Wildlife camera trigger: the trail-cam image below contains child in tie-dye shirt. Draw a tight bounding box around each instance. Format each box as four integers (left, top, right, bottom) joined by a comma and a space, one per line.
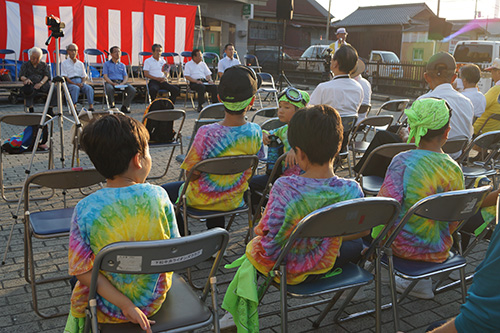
247, 105, 366, 284
162, 65, 264, 235
65, 115, 179, 333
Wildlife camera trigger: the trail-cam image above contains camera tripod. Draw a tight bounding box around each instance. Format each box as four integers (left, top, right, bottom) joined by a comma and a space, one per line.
2, 19, 82, 264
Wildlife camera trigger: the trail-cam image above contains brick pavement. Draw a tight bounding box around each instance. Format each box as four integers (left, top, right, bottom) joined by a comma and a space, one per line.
0, 91, 489, 333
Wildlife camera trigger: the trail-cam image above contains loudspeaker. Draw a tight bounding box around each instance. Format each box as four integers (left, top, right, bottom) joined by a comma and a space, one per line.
428, 17, 452, 40
276, 0, 294, 20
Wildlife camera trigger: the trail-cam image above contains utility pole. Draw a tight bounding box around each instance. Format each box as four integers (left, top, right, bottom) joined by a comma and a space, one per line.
325, 0, 332, 42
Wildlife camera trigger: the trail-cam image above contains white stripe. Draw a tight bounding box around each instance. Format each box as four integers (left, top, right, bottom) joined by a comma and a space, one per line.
84, 6, 97, 63
131, 11, 143, 66
174, 17, 186, 55
33, 5, 48, 62
59, 7, 73, 53
108, 9, 120, 50
5, 1, 21, 60
154, 14, 165, 48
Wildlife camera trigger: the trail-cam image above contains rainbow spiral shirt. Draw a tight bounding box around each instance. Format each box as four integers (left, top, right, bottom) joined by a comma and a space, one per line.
246, 175, 363, 285
68, 183, 179, 323
181, 122, 263, 211
378, 150, 464, 263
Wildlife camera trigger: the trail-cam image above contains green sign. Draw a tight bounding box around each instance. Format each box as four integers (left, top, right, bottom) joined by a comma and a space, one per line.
242, 4, 254, 19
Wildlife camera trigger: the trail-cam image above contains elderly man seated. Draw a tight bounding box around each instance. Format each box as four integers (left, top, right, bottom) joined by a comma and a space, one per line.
103, 46, 136, 113
61, 43, 95, 111
19, 46, 56, 114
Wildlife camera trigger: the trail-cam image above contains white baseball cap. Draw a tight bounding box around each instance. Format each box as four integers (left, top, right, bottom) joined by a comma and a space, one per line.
336, 27, 347, 34
485, 58, 500, 71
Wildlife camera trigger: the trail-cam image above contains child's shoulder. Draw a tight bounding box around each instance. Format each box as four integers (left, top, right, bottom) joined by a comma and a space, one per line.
76, 183, 165, 208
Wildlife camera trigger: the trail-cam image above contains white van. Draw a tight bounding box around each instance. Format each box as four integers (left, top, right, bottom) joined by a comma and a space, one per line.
365, 50, 403, 80
453, 40, 500, 93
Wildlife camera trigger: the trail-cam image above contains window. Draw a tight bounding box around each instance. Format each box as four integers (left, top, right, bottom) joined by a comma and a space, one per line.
413, 48, 424, 61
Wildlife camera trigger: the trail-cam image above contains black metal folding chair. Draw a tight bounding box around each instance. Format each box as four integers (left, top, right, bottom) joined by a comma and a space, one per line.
250, 106, 278, 124
85, 228, 229, 333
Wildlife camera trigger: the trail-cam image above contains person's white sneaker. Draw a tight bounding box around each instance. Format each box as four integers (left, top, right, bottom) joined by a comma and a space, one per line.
395, 276, 434, 299
219, 311, 236, 329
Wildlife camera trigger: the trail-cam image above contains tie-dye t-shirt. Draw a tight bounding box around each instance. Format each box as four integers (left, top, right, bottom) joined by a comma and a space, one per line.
68, 183, 180, 323
268, 125, 301, 176
378, 150, 464, 263
181, 122, 263, 210
246, 175, 363, 284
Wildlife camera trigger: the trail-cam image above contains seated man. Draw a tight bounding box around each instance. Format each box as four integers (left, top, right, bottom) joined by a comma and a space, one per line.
184, 49, 218, 112
61, 43, 95, 111
473, 58, 500, 134
309, 44, 363, 117
378, 98, 463, 299
162, 65, 263, 235
459, 64, 486, 120
218, 43, 240, 77
19, 46, 56, 114
143, 44, 180, 104
103, 46, 136, 113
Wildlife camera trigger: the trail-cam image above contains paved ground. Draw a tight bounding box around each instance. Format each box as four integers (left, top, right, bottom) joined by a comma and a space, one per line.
0, 87, 489, 333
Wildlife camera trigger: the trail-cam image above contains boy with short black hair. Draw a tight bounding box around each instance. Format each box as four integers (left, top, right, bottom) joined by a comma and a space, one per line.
65, 114, 179, 333
459, 64, 486, 119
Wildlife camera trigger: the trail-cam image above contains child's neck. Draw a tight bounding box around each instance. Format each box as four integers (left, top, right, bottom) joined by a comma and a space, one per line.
220, 112, 247, 127
417, 140, 444, 153
301, 163, 335, 179
463, 82, 477, 89
106, 175, 140, 188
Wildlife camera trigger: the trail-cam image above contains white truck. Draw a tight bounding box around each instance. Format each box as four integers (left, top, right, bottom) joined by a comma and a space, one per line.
365, 50, 403, 80
453, 40, 500, 94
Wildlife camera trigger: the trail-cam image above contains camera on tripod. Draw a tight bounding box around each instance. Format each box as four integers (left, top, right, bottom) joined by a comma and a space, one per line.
46, 15, 65, 38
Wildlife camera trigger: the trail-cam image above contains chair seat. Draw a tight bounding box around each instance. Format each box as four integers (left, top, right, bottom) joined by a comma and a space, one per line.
100, 274, 212, 333
149, 140, 181, 149
461, 166, 497, 178
29, 207, 74, 236
361, 176, 384, 195
352, 141, 370, 153
257, 88, 278, 93
285, 263, 373, 297
183, 204, 249, 219
382, 252, 466, 278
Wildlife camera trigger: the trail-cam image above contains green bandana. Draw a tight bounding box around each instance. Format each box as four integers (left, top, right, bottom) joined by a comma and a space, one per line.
222, 96, 254, 111
405, 98, 450, 146
278, 89, 310, 109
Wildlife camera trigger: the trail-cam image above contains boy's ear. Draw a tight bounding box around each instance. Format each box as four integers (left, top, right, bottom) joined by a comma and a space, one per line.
248, 96, 256, 107
131, 152, 142, 169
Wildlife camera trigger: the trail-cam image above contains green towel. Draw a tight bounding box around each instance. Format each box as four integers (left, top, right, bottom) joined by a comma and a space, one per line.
222, 255, 259, 333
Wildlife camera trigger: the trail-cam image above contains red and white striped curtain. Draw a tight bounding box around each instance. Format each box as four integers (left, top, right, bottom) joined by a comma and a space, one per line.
0, 0, 196, 65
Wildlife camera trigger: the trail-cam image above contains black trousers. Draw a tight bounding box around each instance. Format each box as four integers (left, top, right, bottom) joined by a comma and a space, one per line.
148, 80, 180, 103
189, 82, 218, 106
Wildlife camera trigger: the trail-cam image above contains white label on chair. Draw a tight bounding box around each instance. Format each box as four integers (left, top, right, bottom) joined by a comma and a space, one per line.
151, 249, 203, 266
461, 198, 478, 214
116, 255, 143, 271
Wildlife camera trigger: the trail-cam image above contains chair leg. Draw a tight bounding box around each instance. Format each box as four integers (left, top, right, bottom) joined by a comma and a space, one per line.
386, 250, 400, 332
210, 276, 220, 333
375, 248, 382, 333
279, 264, 288, 333
459, 267, 467, 303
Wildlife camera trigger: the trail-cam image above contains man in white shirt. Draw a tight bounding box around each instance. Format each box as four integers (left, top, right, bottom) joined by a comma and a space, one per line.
143, 44, 180, 104
61, 43, 95, 110
184, 49, 218, 112
309, 44, 363, 117
218, 43, 240, 77
459, 64, 486, 119
328, 28, 349, 55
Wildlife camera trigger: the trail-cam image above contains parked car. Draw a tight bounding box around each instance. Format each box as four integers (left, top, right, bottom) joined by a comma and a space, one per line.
249, 48, 298, 72
365, 50, 403, 80
297, 44, 330, 72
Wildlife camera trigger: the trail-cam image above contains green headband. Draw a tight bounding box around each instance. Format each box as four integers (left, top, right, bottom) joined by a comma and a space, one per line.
278, 89, 310, 109
222, 96, 254, 111
405, 98, 450, 146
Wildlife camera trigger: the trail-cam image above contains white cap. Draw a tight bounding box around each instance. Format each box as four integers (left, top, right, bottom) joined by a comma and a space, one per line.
485, 58, 500, 71
336, 27, 347, 34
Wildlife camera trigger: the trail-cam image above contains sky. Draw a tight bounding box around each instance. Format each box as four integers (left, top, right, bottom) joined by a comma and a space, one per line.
317, 0, 499, 21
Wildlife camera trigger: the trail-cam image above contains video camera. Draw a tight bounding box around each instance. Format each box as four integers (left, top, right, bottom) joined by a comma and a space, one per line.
46, 15, 65, 38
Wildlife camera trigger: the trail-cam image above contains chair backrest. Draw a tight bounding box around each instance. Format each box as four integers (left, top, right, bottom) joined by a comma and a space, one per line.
352, 116, 394, 141
261, 117, 286, 131
0, 49, 15, 56
84, 48, 105, 57
24, 168, 105, 192
358, 104, 371, 115
142, 109, 186, 123
138, 51, 152, 65
384, 186, 492, 247
272, 197, 401, 271
88, 227, 229, 305
475, 113, 500, 135
251, 107, 278, 123
442, 136, 469, 156
458, 130, 500, 164
376, 99, 410, 123
257, 72, 275, 86
23, 48, 50, 63
355, 143, 416, 180
198, 103, 226, 119
189, 155, 259, 176
203, 52, 220, 63
181, 51, 192, 63
244, 54, 259, 66
341, 115, 358, 134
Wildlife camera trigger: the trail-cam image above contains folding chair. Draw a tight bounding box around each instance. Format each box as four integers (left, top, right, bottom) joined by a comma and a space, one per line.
356, 104, 371, 125
250, 106, 278, 124
355, 143, 416, 196
142, 109, 186, 180
0, 49, 18, 80
138, 51, 152, 79
457, 130, 500, 187
381, 186, 491, 331
256, 73, 279, 109
257, 197, 401, 332
83, 49, 106, 81
442, 135, 469, 159
23, 168, 105, 318
0, 113, 54, 202
244, 54, 262, 73
85, 228, 229, 333
371, 99, 410, 125
261, 117, 286, 132
349, 115, 394, 168
120, 51, 134, 81
176, 155, 259, 245
162, 52, 182, 79
336, 115, 358, 177
474, 113, 500, 136
203, 52, 220, 80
